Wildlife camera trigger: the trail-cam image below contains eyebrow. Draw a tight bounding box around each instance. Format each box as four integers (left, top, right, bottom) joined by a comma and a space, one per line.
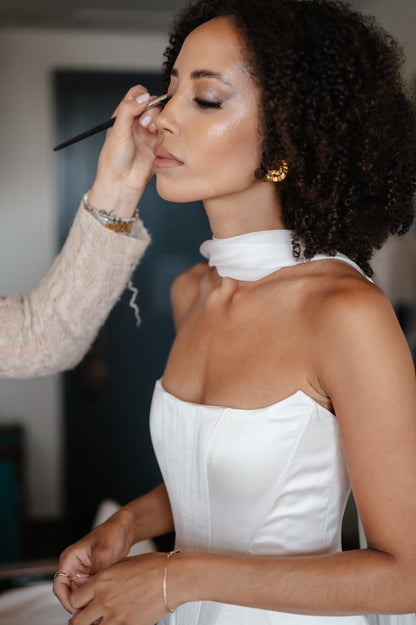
171, 68, 231, 86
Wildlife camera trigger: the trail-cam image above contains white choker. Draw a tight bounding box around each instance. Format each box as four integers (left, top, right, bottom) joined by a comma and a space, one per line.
199, 229, 369, 282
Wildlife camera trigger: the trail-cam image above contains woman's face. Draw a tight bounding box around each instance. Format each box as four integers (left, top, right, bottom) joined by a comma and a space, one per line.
153, 17, 264, 205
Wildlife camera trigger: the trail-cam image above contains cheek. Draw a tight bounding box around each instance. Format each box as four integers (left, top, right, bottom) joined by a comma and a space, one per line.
195, 116, 261, 174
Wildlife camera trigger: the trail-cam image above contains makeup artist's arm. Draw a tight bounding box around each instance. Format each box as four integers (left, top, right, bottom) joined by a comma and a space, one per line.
0, 208, 149, 378
0, 86, 158, 378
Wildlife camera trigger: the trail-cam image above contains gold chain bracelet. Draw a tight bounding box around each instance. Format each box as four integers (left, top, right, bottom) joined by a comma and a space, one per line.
162, 549, 181, 614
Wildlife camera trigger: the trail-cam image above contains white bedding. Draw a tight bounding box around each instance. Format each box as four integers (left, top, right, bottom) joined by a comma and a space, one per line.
0, 501, 156, 625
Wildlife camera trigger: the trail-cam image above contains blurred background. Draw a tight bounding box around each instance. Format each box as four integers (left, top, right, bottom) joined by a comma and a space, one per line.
0, 0, 415, 580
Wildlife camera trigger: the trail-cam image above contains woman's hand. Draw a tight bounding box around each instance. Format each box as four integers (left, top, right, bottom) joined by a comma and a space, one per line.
88, 85, 162, 218
67, 553, 169, 625
54, 508, 135, 614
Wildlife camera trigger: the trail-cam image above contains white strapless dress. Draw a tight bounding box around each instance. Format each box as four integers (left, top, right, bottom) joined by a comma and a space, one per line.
150, 379, 370, 625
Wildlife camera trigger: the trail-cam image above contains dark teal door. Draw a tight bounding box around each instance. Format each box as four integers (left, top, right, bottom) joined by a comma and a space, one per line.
54, 70, 211, 543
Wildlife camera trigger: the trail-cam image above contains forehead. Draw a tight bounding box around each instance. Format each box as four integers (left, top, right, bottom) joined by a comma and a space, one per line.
173, 17, 249, 77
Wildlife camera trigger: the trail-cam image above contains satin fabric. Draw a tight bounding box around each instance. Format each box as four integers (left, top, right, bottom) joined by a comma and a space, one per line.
150, 235, 411, 623
150, 381, 369, 625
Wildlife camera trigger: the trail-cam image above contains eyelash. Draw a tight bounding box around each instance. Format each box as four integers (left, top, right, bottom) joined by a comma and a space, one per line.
162, 95, 222, 110
194, 98, 222, 109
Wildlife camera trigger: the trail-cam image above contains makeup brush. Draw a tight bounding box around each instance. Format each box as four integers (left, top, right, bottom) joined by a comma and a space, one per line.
53, 93, 168, 151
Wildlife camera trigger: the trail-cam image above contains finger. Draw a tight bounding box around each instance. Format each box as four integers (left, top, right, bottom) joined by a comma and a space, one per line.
53, 574, 76, 614
138, 106, 161, 131
109, 96, 153, 143
73, 572, 92, 587
124, 84, 149, 102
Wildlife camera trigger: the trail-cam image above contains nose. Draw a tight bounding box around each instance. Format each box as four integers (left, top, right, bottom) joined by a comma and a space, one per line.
154, 94, 181, 136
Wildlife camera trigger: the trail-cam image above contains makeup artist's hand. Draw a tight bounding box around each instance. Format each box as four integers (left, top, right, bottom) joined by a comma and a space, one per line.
88, 85, 162, 219
54, 510, 134, 614
67, 553, 170, 625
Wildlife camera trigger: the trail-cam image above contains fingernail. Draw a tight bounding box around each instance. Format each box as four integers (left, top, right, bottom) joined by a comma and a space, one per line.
140, 115, 152, 128
75, 573, 90, 578
149, 122, 157, 132
136, 93, 150, 105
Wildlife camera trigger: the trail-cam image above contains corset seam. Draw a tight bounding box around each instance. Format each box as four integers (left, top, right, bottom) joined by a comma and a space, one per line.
205, 409, 231, 552
247, 407, 313, 551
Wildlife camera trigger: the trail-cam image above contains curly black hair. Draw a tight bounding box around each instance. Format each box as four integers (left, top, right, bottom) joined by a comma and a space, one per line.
161, 0, 416, 276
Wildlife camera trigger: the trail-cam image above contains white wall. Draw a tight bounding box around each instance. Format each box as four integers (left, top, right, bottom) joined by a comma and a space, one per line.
0, 0, 415, 519
0, 26, 166, 518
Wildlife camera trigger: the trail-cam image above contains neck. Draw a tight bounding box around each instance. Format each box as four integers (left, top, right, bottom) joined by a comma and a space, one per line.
203, 183, 285, 238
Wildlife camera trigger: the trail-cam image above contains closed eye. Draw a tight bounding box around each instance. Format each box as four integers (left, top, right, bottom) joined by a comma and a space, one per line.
160, 95, 222, 110
194, 98, 222, 109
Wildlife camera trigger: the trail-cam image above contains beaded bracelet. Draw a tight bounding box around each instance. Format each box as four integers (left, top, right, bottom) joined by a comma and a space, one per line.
163, 549, 181, 614
83, 191, 138, 233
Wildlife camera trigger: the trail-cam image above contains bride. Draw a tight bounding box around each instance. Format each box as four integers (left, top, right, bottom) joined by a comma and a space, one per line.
54, 0, 416, 623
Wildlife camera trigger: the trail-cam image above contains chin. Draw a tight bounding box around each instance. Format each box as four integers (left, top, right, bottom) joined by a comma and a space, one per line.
155, 176, 203, 204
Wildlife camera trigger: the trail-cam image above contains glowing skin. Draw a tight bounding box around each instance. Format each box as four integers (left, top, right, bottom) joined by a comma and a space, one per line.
153, 18, 284, 237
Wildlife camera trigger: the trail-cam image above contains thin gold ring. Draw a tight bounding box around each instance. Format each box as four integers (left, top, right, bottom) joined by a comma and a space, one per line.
54, 571, 72, 582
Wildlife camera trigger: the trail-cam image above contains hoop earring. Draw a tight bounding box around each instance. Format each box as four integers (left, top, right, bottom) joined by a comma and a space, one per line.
265, 161, 288, 183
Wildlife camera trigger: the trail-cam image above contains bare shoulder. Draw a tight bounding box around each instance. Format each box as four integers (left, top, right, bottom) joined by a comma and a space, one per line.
171, 262, 208, 330
308, 267, 414, 405
271, 261, 397, 342
313, 271, 401, 347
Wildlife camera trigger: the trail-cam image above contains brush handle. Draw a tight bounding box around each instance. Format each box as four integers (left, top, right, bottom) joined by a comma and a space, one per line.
53, 118, 115, 151
53, 93, 168, 151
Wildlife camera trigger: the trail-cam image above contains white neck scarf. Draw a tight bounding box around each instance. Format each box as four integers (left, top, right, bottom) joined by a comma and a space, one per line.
199, 229, 369, 282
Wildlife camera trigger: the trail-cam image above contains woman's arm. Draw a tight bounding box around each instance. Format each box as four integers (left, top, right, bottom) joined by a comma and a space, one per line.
122, 483, 175, 546
0, 85, 160, 379
54, 483, 173, 614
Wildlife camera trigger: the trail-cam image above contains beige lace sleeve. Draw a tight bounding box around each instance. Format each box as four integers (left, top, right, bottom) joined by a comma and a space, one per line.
0, 202, 150, 379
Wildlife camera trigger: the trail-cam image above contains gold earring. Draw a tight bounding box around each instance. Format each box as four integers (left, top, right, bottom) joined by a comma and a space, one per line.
265, 160, 288, 183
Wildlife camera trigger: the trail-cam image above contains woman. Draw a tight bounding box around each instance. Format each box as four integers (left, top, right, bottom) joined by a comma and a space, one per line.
0, 91, 156, 378
54, 0, 416, 623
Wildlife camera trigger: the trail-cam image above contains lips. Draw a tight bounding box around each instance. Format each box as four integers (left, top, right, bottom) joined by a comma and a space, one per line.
153, 145, 184, 169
